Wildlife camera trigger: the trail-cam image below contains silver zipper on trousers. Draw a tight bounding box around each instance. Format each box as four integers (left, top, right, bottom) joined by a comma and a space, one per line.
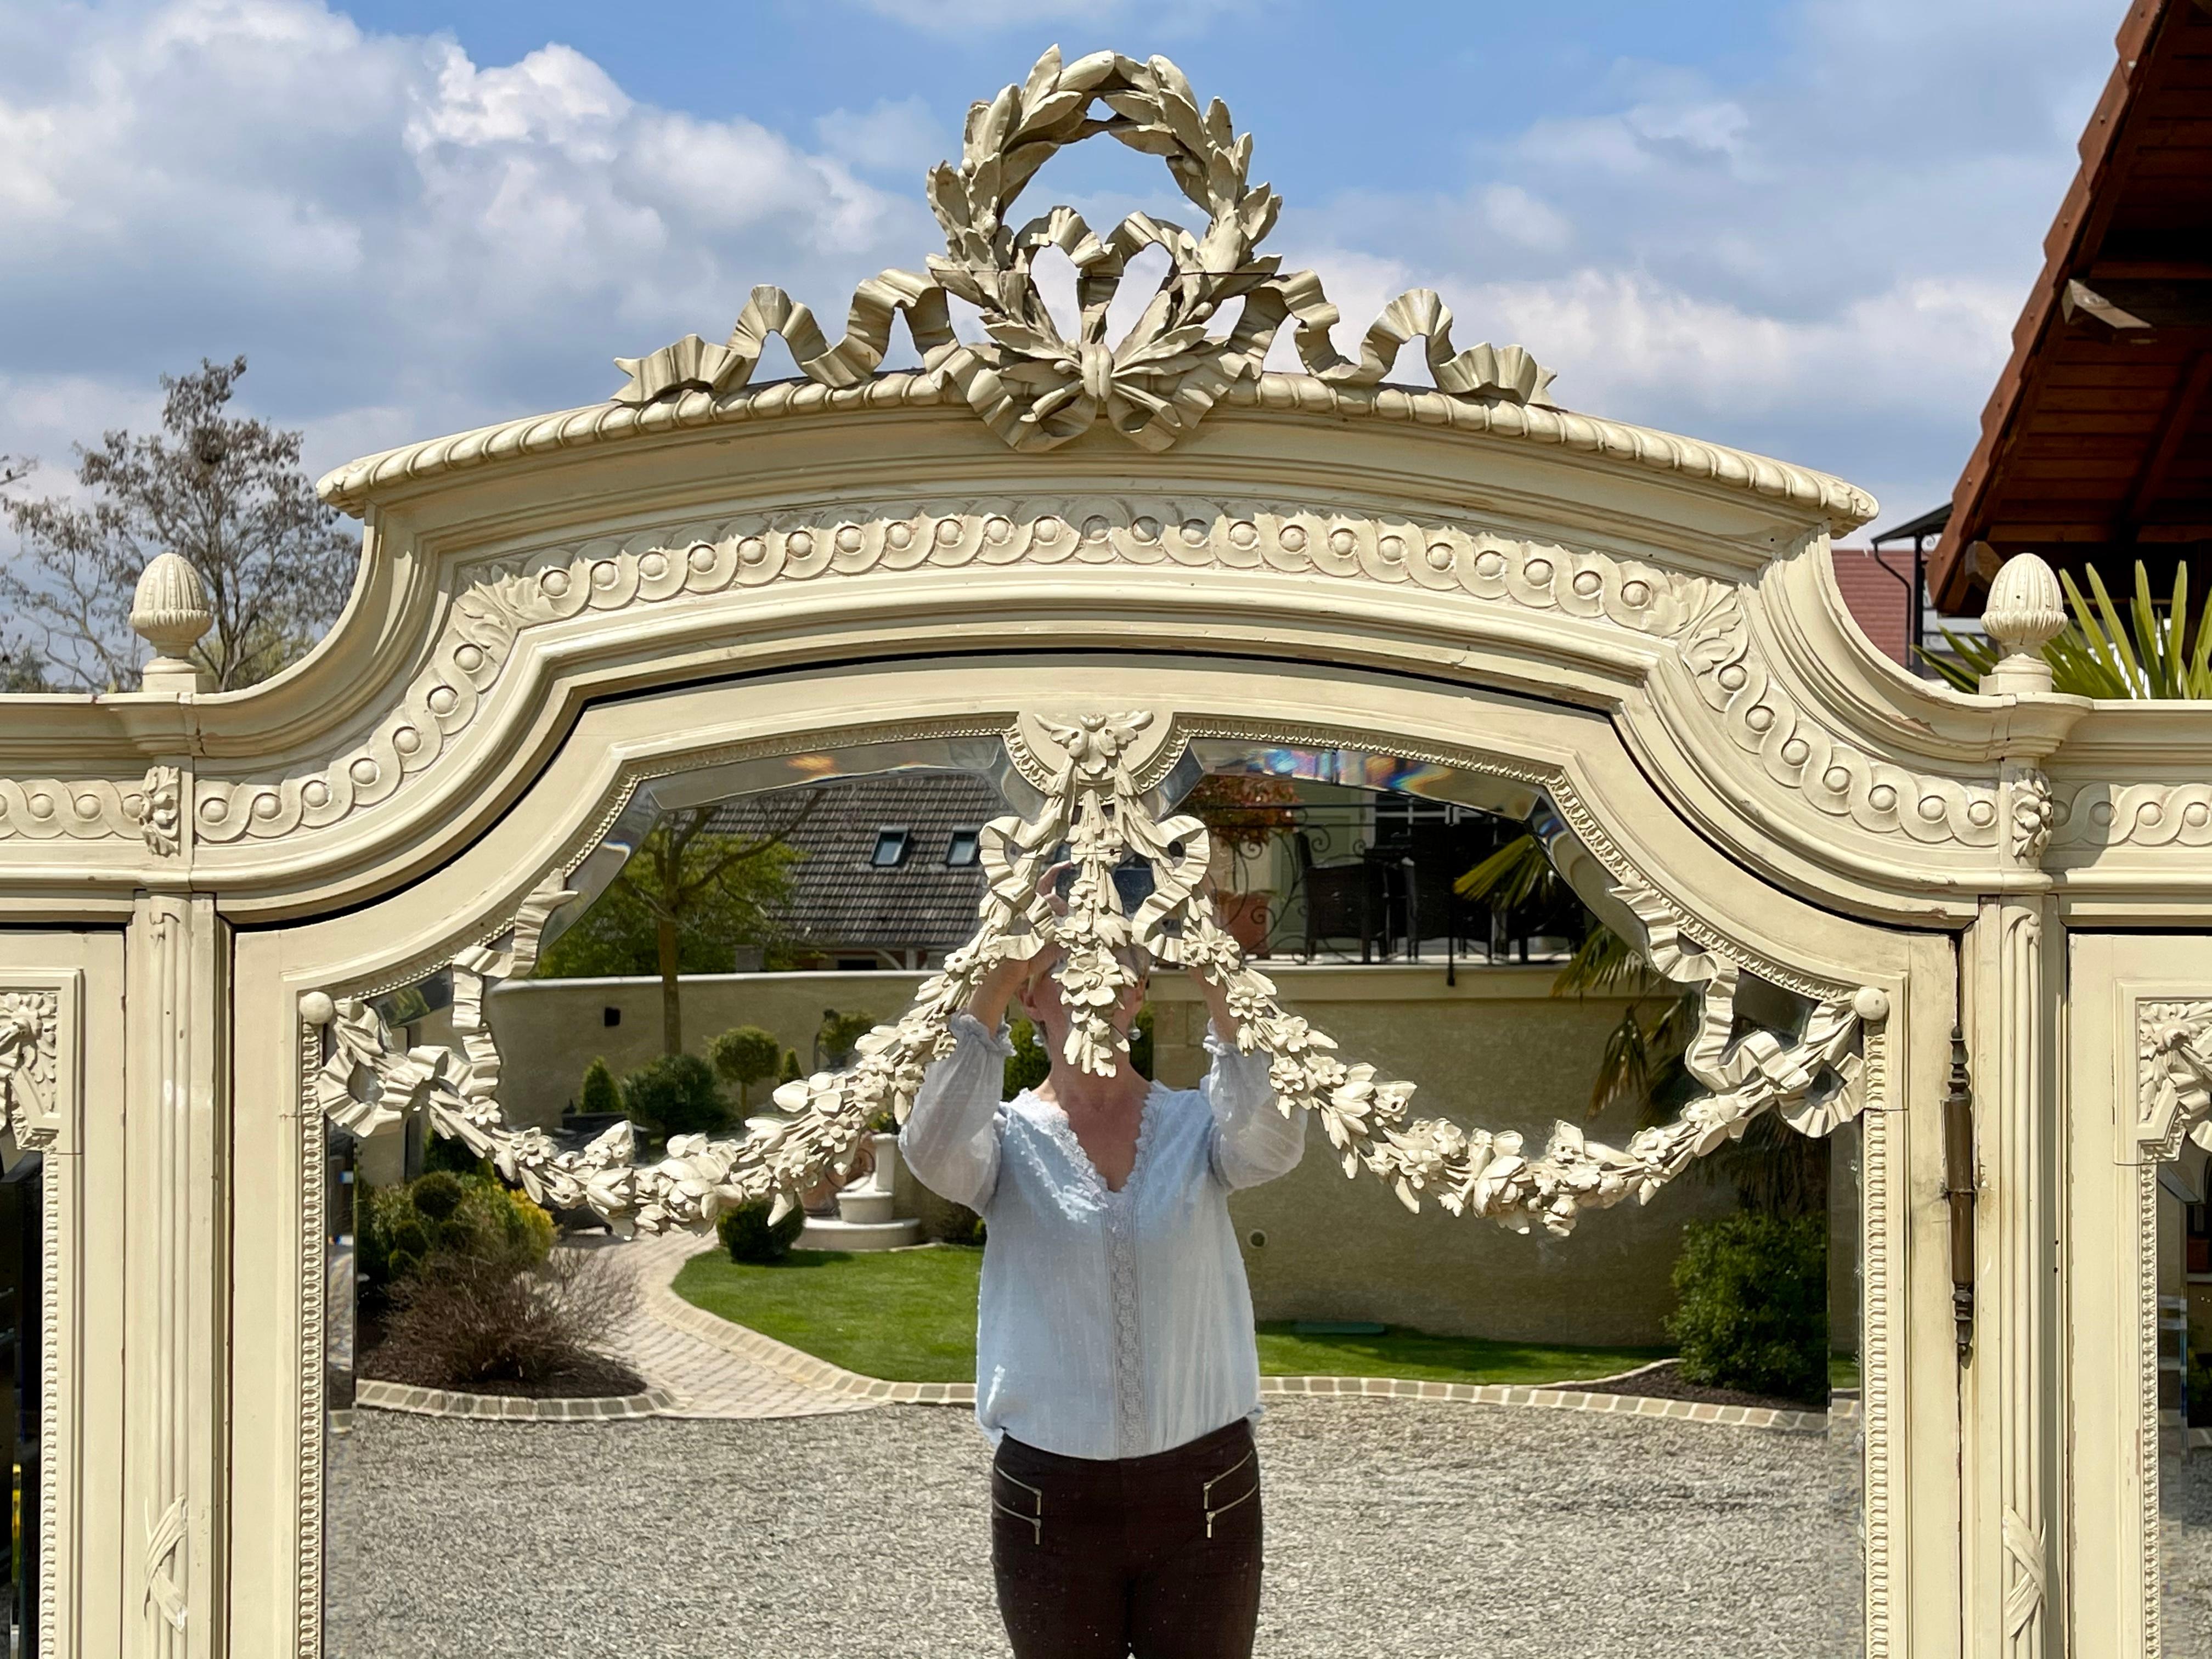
1203, 1447, 1258, 1538
1205, 1482, 1256, 1538
994, 1466, 1043, 1542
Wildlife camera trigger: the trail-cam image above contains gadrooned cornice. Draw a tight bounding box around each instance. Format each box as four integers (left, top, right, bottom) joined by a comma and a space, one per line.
315, 370, 1880, 534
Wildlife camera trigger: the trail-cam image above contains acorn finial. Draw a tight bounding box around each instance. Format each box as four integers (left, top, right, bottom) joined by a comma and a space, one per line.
1978, 551, 2065, 695
129, 552, 213, 693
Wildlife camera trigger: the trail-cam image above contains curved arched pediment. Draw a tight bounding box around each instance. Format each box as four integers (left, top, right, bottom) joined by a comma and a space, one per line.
0, 396, 2070, 924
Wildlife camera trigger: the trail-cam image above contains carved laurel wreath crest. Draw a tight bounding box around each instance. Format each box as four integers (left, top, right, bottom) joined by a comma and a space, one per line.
614, 47, 1555, 452
307, 712, 1878, 1240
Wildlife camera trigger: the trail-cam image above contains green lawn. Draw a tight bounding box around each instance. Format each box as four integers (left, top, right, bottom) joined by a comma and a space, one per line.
674, 1244, 986, 1383
670, 1244, 1688, 1387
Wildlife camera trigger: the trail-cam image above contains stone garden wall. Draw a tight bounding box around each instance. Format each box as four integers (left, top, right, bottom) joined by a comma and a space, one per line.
478, 965, 1837, 1348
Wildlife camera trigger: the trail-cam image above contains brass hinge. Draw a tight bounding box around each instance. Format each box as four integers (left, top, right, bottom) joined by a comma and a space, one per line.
1939, 1025, 1977, 1359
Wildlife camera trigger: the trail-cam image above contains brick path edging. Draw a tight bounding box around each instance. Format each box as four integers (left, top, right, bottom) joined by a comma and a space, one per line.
646, 1268, 1850, 1435
354, 1376, 677, 1422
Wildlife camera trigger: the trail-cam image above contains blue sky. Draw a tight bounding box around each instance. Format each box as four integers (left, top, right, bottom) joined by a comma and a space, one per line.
0, 0, 2119, 538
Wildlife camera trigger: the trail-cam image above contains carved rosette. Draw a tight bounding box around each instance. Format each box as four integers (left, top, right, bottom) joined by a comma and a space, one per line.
306, 712, 1883, 1241
2007, 766, 2053, 866
140, 765, 182, 857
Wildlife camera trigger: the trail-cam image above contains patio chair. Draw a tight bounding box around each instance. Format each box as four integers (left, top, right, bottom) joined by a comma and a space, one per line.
1295, 831, 1392, 962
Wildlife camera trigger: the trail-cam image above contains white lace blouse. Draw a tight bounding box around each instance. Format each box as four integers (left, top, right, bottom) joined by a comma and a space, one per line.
899, 1011, 1307, 1461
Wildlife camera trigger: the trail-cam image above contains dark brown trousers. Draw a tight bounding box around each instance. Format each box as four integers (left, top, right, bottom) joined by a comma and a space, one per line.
990, 1417, 1263, 1658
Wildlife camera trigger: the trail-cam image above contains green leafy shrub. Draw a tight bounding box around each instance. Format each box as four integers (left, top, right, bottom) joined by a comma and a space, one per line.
817, 1007, 879, 1068
578, 1056, 621, 1117
717, 1197, 806, 1263
358, 1171, 555, 1306
421, 1132, 494, 1180
619, 1052, 731, 1139
1665, 1211, 1829, 1403
939, 1205, 987, 1246
1000, 1008, 1152, 1092
409, 1170, 466, 1221
709, 1025, 782, 1109
1005, 1017, 1051, 1095
778, 1048, 803, 1085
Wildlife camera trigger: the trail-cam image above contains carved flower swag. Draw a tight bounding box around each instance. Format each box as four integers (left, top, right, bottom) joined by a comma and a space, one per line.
611, 48, 1556, 453
306, 713, 1886, 1242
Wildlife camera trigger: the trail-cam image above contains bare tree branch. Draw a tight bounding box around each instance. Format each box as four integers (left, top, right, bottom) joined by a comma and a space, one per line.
0, 358, 357, 692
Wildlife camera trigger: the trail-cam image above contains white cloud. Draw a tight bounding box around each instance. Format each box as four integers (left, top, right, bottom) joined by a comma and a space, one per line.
1273, 0, 2114, 529
0, 0, 931, 499
1478, 185, 1572, 256
815, 96, 946, 176
838, 0, 1256, 37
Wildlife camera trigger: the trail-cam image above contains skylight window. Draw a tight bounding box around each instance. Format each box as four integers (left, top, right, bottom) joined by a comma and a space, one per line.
870, 828, 911, 868
946, 829, 980, 867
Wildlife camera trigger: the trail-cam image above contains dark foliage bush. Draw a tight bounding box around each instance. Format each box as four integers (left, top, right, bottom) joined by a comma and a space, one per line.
778, 1048, 803, 1085
408, 1170, 465, 1221
619, 1052, 731, 1139
939, 1205, 987, 1247
717, 1197, 806, 1263
422, 1131, 495, 1180
578, 1056, 621, 1118
1666, 1211, 1830, 1403
1002, 1007, 1152, 1093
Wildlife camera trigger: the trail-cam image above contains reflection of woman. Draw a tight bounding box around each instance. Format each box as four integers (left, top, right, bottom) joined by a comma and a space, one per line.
901, 889, 1306, 1659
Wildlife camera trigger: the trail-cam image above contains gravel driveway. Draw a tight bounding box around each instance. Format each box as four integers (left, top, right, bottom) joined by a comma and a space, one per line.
326, 1396, 1870, 1658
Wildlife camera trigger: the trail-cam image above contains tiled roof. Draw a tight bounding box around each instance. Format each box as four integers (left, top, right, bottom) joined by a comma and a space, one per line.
707, 772, 1005, 952
1829, 547, 1917, 666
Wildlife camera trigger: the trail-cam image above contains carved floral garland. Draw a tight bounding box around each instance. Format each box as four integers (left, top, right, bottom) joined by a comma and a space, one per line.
307, 712, 1880, 1240
612, 47, 1554, 451
2137, 1000, 2212, 1160
0, 991, 58, 1147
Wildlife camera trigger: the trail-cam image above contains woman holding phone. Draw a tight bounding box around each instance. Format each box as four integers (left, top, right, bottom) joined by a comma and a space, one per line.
899, 865, 1307, 1659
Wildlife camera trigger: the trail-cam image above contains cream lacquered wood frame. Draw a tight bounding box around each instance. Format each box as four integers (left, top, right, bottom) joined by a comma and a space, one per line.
3, 45, 2209, 1657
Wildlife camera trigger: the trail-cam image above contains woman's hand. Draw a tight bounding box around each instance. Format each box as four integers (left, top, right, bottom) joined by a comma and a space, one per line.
1185, 959, 1242, 1043
964, 862, 1071, 1029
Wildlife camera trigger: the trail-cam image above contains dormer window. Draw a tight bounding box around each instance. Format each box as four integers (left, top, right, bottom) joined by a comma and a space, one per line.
946, 828, 980, 867
870, 828, 911, 868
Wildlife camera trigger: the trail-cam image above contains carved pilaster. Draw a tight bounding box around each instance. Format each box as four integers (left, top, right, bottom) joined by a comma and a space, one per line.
1970, 896, 2058, 1659
124, 896, 228, 1658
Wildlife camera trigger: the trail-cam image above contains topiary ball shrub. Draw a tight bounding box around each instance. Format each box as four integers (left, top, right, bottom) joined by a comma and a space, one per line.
407, 1170, 467, 1222
578, 1056, 622, 1118
1665, 1210, 1829, 1404
709, 1025, 782, 1110
620, 1052, 731, 1140
718, 1197, 806, 1264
